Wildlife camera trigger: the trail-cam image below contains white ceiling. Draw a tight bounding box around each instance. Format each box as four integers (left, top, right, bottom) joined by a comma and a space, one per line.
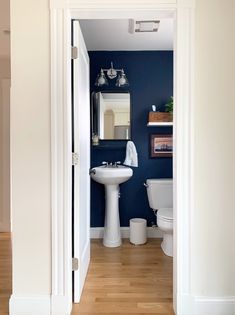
79, 19, 173, 51
102, 93, 130, 110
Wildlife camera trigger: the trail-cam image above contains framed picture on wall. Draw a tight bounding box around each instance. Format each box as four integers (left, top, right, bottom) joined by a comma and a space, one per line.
150, 134, 173, 158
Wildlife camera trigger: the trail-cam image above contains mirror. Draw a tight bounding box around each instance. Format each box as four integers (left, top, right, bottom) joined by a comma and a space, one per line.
92, 91, 131, 140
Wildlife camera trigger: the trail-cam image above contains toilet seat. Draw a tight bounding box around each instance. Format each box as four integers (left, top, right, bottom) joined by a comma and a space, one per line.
157, 208, 173, 221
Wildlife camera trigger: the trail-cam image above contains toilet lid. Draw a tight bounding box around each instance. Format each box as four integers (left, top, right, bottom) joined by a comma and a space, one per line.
157, 208, 173, 220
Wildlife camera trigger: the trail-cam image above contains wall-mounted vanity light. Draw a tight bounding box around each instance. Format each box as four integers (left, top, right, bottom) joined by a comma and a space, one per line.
95, 62, 129, 87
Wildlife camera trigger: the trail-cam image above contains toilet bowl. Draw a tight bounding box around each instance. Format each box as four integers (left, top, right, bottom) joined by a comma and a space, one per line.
157, 208, 173, 257
145, 179, 173, 257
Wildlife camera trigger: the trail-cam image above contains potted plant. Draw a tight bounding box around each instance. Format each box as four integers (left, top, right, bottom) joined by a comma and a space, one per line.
165, 96, 173, 114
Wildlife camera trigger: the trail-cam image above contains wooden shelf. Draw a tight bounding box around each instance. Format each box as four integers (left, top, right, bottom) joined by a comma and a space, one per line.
147, 122, 173, 127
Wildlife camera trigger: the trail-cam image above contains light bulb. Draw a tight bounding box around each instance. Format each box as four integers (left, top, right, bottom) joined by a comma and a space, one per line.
95, 69, 108, 86
98, 76, 106, 85
116, 70, 129, 87
118, 77, 126, 86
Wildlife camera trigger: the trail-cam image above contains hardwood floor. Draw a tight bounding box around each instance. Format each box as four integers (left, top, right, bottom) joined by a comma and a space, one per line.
72, 239, 174, 315
0, 233, 12, 315
0, 236, 173, 315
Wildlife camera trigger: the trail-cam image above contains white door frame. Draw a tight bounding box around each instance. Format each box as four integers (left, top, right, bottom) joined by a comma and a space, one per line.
50, 1, 195, 314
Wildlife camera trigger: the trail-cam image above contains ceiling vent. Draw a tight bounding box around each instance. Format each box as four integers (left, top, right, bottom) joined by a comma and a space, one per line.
129, 19, 160, 34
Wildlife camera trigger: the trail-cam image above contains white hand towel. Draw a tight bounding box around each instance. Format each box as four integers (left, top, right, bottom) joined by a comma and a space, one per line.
123, 141, 138, 167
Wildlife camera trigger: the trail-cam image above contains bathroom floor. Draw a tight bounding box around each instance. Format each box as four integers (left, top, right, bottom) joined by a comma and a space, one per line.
72, 238, 173, 315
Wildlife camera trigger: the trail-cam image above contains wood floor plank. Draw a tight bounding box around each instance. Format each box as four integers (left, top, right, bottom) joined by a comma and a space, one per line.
0, 232, 12, 315
72, 239, 174, 315
0, 235, 174, 315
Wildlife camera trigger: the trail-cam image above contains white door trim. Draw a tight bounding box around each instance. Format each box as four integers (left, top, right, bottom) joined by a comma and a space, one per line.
50, 1, 195, 314
50, 8, 73, 314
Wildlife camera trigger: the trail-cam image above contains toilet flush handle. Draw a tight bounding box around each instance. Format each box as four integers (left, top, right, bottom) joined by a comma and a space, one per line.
143, 182, 149, 188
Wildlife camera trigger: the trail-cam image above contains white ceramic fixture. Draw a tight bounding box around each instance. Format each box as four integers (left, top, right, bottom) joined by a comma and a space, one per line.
146, 179, 173, 257
90, 164, 133, 247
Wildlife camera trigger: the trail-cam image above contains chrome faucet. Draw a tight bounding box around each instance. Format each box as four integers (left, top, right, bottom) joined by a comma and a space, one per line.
89, 168, 96, 175
102, 161, 122, 168
102, 161, 108, 167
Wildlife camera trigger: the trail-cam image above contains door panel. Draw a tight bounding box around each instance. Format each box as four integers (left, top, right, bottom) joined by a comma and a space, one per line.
72, 20, 90, 303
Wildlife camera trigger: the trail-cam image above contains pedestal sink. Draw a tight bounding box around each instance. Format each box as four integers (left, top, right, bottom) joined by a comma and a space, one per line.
90, 165, 133, 247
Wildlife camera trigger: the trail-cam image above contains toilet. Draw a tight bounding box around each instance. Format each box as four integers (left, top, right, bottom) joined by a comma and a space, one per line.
146, 179, 173, 257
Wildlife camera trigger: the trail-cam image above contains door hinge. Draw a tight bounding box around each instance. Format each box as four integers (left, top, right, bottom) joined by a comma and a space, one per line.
71, 46, 78, 59
72, 152, 79, 166
72, 257, 79, 271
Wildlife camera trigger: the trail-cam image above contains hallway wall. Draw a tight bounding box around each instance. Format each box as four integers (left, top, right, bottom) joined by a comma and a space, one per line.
0, 0, 11, 232
192, 0, 235, 297
10, 0, 51, 295
0, 75, 10, 232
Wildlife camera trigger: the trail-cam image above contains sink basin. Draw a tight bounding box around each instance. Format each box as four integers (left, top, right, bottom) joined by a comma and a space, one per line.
90, 164, 133, 247
90, 165, 133, 185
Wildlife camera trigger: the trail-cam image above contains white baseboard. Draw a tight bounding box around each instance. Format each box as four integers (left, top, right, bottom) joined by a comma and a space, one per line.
51, 295, 72, 315
193, 296, 235, 315
177, 293, 195, 315
90, 226, 163, 239
9, 295, 51, 315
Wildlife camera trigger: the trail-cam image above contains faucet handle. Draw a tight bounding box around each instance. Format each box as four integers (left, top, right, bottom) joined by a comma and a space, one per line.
102, 161, 108, 167
114, 161, 121, 167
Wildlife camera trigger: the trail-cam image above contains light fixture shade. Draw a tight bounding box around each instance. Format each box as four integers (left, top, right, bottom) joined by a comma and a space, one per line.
95, 64, 129, 87
116, 70, 129, 87
95, 69, 108, 86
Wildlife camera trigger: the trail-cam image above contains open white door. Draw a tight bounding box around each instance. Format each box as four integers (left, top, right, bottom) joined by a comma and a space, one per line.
72, 20, 90, 303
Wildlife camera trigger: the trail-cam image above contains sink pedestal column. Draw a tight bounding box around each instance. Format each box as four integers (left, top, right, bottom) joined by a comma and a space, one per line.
103, 184, 121, 247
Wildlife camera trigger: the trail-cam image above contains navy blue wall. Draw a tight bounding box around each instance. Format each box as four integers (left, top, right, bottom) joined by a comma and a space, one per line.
89, 51, 173, 227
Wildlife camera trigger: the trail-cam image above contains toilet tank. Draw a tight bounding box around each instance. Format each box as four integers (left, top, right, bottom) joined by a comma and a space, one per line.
146, 179, 173, 210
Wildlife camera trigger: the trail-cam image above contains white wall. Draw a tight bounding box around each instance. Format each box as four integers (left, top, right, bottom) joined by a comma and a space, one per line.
11, 0, 51, 295
0, 0, 10, 57
193, 0, 235, 297
0, 0, 10, 232
0, 78, 11, 232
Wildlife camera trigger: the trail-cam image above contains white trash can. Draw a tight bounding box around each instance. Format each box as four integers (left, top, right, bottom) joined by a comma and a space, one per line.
130, 218, 147, 245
